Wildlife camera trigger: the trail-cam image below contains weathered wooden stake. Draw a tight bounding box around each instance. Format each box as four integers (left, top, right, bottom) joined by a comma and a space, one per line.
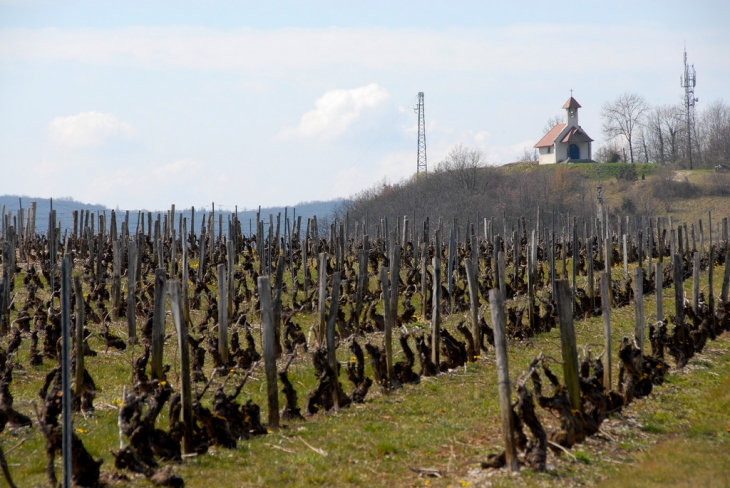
674, 253, 685, 326
634, 267, 644, 374
318, 253, 327, 346
326, 272, 342, 374
258, 276, 279, 428
379, 267, 394, 385
498, 251, 506, 302
61, 256, 72, 488
74, 276, 85, 399
127, 241, 137, 345
431, 254, 441, 368
217, 264, 229, 365
389, 245, 401, 378
111, 240, 121, 320
151, 269, 167, 381
464, 258, 480, 359
722, 243, 730, 302
168, 282, 193, 454
600, 272, 612, 390
489, 289, 518, 472
555, 279, 582, 412
708, 247, 715, 328
656, 262, 663, 323
273, 255, 284, 357
692, 252, 700, 313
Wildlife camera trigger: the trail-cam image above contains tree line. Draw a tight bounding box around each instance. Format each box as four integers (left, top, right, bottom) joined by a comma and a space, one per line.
599, 93, 730, 168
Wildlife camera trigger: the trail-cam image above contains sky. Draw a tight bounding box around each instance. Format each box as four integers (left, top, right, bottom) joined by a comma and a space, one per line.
1, 1, 729, 213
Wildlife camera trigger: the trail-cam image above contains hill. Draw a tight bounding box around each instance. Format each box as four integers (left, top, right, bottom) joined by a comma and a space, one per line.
336, 163, 730, 236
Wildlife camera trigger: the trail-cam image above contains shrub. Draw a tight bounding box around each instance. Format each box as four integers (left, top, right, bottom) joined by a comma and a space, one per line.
616, 165, 638, 181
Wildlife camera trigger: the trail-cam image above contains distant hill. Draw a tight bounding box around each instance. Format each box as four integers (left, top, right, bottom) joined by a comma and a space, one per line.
0, 195, 347, 236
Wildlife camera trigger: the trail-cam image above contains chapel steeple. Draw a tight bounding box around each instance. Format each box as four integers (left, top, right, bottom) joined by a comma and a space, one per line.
563, 95, 581, 126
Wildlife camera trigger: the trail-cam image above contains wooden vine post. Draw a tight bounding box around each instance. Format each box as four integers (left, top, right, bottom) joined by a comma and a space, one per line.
498, 251, 506, 302
555, 279, 582, 412
600, 271, 612, 390
317, 253, 327, 346
674, 253, 684, 326
692, 252, 700, 313
655, 262, 663, 323
111, 240, 121, 320
326, 272, 342, 404
74, 276, 85, 400
634, 267, 645, 374
273, 255, 285, 358
431, 253, 441, 368
489, 289, 518, 472
60, 256, 72, 488
151, 269, 167, 381
168, 282, 193, 454
127, 241, 137, 345
722, 243, 730, 302
258, 276, 279, 429
389, 244, 401, 363
217, 264, 229, 365
464, 258, 480, 360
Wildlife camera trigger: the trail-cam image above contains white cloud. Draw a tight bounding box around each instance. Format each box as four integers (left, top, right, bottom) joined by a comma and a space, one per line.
48, 111, 138, 148
151, 159, 203, 181
277, 84, 389, 141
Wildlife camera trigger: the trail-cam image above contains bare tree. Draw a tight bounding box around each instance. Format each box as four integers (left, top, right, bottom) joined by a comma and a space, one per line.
517, 146, 538, 163
542, 115, 564, 134
644, 104, 683, 165
601, 92, 649, 163
435, 144, 487, 193
699, 99, 730, 166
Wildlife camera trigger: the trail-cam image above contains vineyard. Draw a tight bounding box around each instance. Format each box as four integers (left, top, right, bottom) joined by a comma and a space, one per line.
0, 203, 729, 487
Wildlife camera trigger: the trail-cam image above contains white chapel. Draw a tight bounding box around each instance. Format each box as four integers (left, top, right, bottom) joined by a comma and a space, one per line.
535, 96, 594, 164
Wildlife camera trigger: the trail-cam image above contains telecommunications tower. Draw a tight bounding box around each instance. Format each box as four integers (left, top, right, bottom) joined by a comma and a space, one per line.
415, 92, 427, 173
681, 47, 698, 169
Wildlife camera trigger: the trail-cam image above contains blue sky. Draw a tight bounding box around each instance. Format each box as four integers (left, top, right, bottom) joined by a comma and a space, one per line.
1, 1, 728, 212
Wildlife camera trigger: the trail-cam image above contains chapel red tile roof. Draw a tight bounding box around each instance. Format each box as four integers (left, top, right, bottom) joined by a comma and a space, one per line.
561, 126, 594, 143
534, 123, 566, 148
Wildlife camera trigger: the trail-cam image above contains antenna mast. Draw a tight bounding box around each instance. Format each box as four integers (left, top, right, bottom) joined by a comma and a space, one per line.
680, 47, 697, 169
415, 92, 427, 174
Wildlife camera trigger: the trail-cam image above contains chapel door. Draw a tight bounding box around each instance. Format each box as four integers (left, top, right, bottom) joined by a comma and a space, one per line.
569, 144, 580, 159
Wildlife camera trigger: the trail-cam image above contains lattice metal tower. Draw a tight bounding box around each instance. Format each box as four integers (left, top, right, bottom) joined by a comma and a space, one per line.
681, 48, 697, 169
415, 92, 427, 173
